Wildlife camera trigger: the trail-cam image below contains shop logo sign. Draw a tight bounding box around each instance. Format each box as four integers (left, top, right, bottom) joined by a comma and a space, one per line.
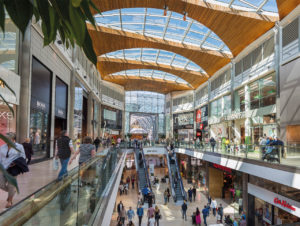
0, 112, 14, 120
37, 101, 46, 110
274, 197, 296, 211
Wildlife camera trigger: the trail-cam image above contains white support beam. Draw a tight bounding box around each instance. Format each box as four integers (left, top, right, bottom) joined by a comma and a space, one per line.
162, 12, 172, 40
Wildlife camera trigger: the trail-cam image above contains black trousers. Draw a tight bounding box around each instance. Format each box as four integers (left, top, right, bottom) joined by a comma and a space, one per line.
138, 216, 142, 226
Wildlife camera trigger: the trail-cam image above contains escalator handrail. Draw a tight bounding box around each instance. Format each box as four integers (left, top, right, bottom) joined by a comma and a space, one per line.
174, 153, 187, 201
165, 150, 176, 202
141, 148, 152, 193
134, 148, 141, 192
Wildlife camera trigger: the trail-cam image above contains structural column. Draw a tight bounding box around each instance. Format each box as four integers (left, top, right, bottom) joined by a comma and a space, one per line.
69, 69, 76, 139
17, 25, 31, 143
244, 84, 252, 145
87, 92, 93, 137
49, 75, 56, 157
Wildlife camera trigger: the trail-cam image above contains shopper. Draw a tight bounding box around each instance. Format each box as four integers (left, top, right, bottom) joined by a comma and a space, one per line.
70, 136, 96, 165
192, 186, 197, 201
188, 188, 193, 202
154, 205, 161, 226
202, 205, 209, 226
195, 207, 201, 226
0, 132, 27, 208
211, 197, 217, 216
137, 204, 144, 226
148, 192, 153, 208
181, 200, 188, 221
117, 201, 124, 216
164, 189, 168, 204
147, 204, 155, 221
93, 137, 100, 152
127, 206, 135, 222
240, 215, 247, 226
22, 138, 33, 164
210, 137, 216, 152
167, 188, 170, 202
119, 206, 127, 225
131, 175, 135, 189
148, 214, 155, 226
55, 130, 74, 180
218, 203, 224, 223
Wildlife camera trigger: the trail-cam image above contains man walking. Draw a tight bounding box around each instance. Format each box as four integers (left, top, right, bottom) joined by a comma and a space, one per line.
137, 204, 144, 226
210, 137, 216, 152
127, 206, 135, 222
211, 197, 217, 216
181, 200, 188, 221
202, 205, 209, 226
93, 137, 100, 152
218, 203, 224, 223
117, 201, 123, 216
192, 186, 197, 201
188, 188, 193, 202
55, 130, 74, 180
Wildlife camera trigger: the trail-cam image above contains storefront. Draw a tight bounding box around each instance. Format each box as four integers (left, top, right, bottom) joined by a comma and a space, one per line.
173, 111, 194, 142
195, 105, 209, 143
248, 177, 300, 225
208, 163, 244, 214
101, 105, 122, 138
54, 77, 68, 139
73, 81, 88, 140
30, 57, 52, 160
0, 102, 17, 146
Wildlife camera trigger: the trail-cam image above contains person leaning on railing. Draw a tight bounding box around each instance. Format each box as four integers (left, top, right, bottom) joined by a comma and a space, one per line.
70, 136, 96, 165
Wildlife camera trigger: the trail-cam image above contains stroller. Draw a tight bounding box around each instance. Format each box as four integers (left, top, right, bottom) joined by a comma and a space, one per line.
262, 145, 280, 163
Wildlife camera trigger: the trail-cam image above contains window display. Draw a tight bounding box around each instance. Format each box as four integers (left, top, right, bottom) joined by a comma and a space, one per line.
0, 102, 16, 146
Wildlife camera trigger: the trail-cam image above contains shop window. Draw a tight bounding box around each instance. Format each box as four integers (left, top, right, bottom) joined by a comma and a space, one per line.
0, 102, 17, 146
234, 88, 245, 112
0, 15, 19, 73
223, 95, 231, 115
250, 74, 276, 110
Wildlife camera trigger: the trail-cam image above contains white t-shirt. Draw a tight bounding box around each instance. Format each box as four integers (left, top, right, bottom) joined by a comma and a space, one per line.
148, 218, 155, 226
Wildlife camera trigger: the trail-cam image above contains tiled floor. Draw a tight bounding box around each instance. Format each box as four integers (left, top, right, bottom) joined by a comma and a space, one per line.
110, 167, 238, 226
0, 156, 80, 212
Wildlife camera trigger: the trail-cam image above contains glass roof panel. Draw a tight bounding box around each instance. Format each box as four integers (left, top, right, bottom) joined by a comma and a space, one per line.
102, 48, 205, 73
95, 8, 232, 54
210, 0, 278, 13
111, 69, 190, 85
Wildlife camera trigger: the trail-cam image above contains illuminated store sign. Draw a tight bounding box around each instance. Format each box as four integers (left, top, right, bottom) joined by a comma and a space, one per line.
274, 197, 296, 211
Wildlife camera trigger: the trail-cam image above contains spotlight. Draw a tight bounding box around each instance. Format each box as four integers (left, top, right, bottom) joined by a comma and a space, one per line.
183, 11, 188, 21
57, 40, 63, 45
164, 5, 168, 16
84, 75, 87, 79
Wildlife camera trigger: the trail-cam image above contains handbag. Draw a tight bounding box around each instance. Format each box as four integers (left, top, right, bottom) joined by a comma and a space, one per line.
53, 158, 59, 170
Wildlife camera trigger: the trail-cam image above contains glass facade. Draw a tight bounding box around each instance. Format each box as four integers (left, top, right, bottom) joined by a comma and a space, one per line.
249, 73, 276, 110
74, 86, 83, 139
234, 88, 245, 112
125, 91, 165, 137
210, 98, 222, 117
0, 15, 19, 72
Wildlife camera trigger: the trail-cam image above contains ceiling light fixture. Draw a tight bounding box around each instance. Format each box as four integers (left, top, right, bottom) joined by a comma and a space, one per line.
163, 5, 168, 16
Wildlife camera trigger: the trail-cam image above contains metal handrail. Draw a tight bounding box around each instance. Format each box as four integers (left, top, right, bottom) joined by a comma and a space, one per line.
141, 148, 155, 203
166, 151, 176, 202
173, 152, 187, 201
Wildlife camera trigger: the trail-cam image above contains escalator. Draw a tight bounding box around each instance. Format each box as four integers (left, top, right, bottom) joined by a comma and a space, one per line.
168, 151, 187, 204
0, 147, 127, 226
135, 148, 154, 203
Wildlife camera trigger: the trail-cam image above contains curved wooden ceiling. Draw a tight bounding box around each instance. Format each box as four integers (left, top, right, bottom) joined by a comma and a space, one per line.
105, 76, 192, 94
89, 0, 300, 93
92, 0, 277, 56
88, 24, 231, 76
98, 57, 207, 88
276, 0, 300, 19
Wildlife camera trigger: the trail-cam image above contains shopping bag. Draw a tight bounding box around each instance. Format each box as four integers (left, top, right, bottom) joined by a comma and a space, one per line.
53, 158, 59, 170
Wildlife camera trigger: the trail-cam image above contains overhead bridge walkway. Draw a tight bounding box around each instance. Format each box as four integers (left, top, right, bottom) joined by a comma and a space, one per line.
0, 147, 128, 226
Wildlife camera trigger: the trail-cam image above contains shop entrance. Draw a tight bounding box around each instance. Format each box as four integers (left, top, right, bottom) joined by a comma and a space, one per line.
82, 96, 88, 137
208, 167, 223, 198
54, 117, 67, 138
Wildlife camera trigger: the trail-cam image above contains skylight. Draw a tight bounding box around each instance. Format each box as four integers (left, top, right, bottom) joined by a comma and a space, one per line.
95, 8, 231, 54
111, 69, 190, 86
102, 48, 204, 72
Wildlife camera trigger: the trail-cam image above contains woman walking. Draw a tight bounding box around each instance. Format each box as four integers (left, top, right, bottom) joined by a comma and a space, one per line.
195, 207, 201, 226
154, 205, 161, 226
70, 136, 96, 165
